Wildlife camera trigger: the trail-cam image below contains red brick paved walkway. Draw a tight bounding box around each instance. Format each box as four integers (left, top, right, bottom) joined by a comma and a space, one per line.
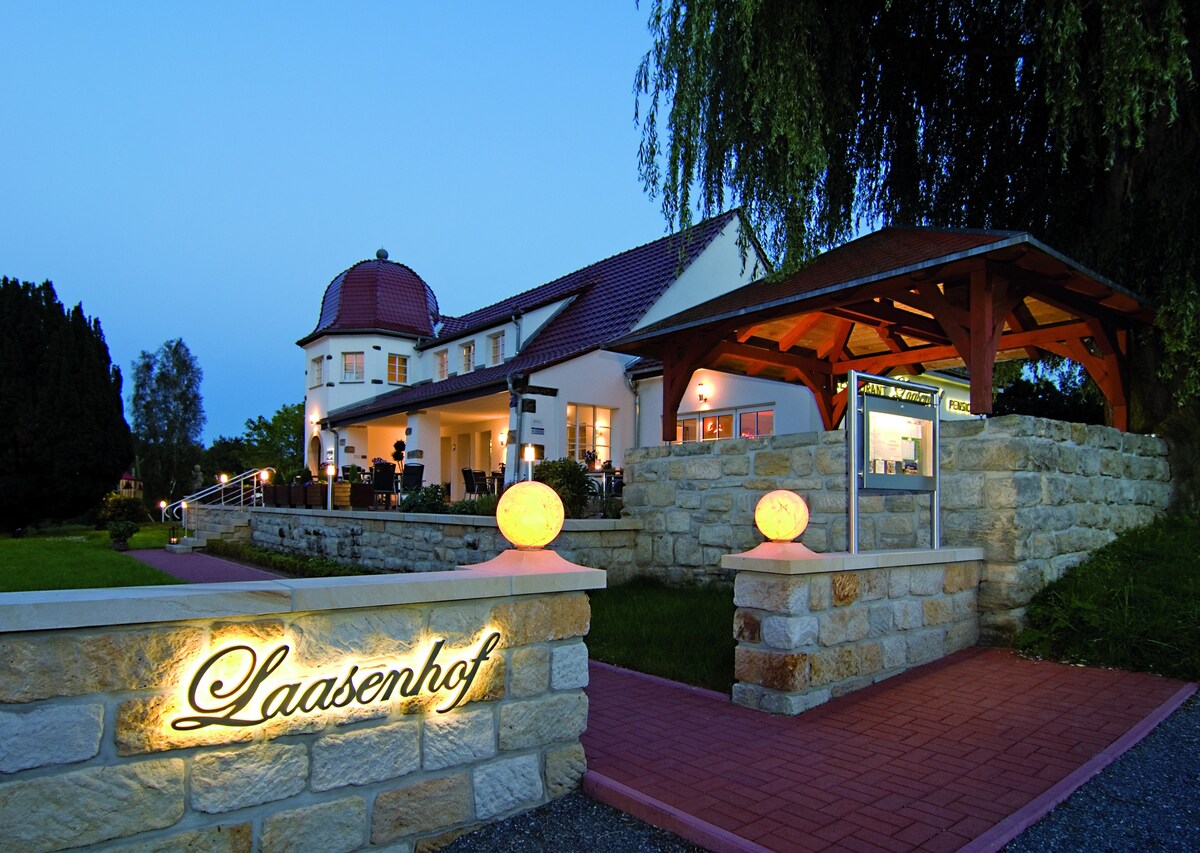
582, 648, 1194, 853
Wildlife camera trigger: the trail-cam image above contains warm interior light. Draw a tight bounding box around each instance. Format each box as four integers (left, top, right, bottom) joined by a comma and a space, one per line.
495, 481, 564, 549
754, 490, 810, 542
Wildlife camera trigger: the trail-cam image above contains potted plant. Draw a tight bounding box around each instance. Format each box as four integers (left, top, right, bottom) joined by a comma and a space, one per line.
107, 520, 140, 551
392, 439, 406, 466
290, 468, 311, 508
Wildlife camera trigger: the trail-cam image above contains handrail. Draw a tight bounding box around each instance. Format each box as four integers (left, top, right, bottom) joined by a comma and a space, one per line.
161, 468, 275, 527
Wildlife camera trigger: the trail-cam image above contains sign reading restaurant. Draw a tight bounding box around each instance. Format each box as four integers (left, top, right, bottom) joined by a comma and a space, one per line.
172, 631, 502, 731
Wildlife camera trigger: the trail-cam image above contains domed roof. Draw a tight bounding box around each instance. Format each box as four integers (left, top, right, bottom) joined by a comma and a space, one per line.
306, 255, 440, 340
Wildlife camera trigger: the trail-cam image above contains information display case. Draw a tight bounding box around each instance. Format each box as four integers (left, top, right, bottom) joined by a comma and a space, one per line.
846, 371, 942, 552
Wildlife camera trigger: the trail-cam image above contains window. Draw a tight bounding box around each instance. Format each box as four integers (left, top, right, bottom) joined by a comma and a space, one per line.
739, 410, 774, 438
341, 352, 364, 382
387, 354, 408, 384
676, 407, 774, 442
309, 356, 323, 388
436, 350, 448, 380
461, 341, 475, 373
702, 413, 734, 440
566, 403, 612, 467
489, 332, 505, 365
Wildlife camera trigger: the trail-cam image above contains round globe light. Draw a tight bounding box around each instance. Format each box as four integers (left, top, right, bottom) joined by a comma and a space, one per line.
754, 490, 810, 542
496, 481, 565, 549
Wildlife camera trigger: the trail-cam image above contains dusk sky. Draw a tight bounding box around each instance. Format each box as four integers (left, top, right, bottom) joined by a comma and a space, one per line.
1, 4, 674, 443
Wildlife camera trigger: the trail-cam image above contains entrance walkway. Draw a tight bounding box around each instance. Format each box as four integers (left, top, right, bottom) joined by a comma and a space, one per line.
582, 650, 1194, 853
128, 549, 281, 583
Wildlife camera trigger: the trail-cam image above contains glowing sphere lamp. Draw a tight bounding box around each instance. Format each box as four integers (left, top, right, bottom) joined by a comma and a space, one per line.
496, 481, 565, 549
755, 490, 810, 542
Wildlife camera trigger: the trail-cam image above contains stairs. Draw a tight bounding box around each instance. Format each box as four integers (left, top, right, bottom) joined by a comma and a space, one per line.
166, 509, 252, 553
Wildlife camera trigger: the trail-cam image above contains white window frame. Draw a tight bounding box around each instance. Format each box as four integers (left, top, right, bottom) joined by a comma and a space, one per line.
676, 406, 775, 442
341, 352, 364, 382
387, 354, 408, 385
436, 350, 448, 381
309, 356, 323, 388
489, 331, 505, 366
461, 341, 475, 373
566, 403, 612, 466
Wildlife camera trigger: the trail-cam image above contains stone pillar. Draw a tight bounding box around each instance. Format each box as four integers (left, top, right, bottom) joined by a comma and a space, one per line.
724, 547, 984, 714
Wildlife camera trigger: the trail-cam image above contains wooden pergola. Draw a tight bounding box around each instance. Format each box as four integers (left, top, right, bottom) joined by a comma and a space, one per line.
609, 227, 1153, 438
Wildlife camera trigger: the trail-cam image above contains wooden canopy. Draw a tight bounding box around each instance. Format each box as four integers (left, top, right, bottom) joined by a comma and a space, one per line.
608, 228, 1153, 438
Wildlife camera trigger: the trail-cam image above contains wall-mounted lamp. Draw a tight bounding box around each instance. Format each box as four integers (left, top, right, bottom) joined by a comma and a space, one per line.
697, 382, 708, 403
498, 431, 508, 448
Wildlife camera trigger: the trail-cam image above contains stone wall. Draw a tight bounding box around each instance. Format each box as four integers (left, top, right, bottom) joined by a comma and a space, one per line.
622, 415, 1171, 642
727, 548, 983, 714
192, 506, 643, 585
0, 565, 603, 852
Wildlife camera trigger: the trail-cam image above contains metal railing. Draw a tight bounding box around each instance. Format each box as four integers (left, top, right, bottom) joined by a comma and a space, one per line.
161, 468, 275, 534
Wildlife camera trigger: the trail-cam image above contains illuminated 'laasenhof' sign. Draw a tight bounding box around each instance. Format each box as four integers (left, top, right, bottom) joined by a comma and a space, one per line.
171, 631, 502, 731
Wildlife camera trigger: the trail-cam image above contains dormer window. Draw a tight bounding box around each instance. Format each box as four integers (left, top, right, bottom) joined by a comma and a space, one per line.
489, 331, 505, 365
462, 342, 475, 373
436, 350, 448, 381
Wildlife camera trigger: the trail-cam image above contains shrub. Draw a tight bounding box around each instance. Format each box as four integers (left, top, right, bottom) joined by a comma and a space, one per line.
293, 468, 313, 484
95, 492, 151, 528
534, 458, 598, 519
446, 493, 500, 517
600, 496, 624, 519
106, 520, 140, 545
398, 484, 447, 514
1019, 512, 1200, 680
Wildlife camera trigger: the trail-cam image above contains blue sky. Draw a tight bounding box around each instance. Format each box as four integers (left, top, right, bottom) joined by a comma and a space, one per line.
1, 3, 672, 443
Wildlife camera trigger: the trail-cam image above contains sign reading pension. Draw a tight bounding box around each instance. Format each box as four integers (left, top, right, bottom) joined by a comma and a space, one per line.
172, 631, 502, 731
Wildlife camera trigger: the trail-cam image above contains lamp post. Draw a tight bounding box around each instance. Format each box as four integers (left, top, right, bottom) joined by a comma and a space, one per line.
181, 500, 189, 540
325, 463, 335, 510
524, 444, 535, 481
158, 500, 167, 523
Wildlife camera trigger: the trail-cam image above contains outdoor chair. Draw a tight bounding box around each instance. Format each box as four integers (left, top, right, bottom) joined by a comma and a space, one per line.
472, 470, 489, 495
372, 464, 396, 509
461, 468, 479, 499
399, 464, 424, 496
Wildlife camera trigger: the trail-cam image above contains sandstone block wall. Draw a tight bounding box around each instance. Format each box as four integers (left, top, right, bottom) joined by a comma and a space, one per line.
0, 579, 597, 853
730, 553, 982, 714
191, 506, 643, 584
623, 415, 1171, 642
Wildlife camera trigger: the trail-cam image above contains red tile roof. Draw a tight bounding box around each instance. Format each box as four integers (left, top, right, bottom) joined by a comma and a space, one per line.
327, 211, 738, 424
300, 258, 440, 344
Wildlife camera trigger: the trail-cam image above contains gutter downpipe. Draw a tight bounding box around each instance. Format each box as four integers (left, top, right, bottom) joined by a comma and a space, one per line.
624, 373, 641, 449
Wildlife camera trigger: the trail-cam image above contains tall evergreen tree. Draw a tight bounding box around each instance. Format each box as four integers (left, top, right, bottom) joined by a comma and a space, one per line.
131, 339, 205, 503
636, 1, 1196, 422
0, 277, 133, 530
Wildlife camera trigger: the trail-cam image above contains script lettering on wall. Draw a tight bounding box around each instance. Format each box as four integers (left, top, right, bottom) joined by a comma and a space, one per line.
171, 631, 502, 731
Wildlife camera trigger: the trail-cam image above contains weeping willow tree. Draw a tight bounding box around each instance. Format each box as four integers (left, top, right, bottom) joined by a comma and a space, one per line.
636, 0, 1197, 450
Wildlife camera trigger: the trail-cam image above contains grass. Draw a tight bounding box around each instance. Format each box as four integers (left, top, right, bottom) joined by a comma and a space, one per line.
587, 577, 735, 693
0, 522, 179, 592
205, 540, 372, 579
1019, 512, 1200, 681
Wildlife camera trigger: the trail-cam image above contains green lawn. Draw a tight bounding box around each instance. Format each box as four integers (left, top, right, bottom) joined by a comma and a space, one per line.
1020, 512, 1200, 681
588, 577, 735, 693
0, 523, 179, 592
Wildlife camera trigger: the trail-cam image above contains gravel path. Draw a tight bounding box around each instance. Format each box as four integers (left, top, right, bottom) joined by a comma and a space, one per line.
444, 695, 1198, 853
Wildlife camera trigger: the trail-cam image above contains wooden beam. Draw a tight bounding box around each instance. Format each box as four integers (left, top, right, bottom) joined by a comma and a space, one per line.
777, 313, 824, 351
660, 327, 726, 442
711, 340, 832, 375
